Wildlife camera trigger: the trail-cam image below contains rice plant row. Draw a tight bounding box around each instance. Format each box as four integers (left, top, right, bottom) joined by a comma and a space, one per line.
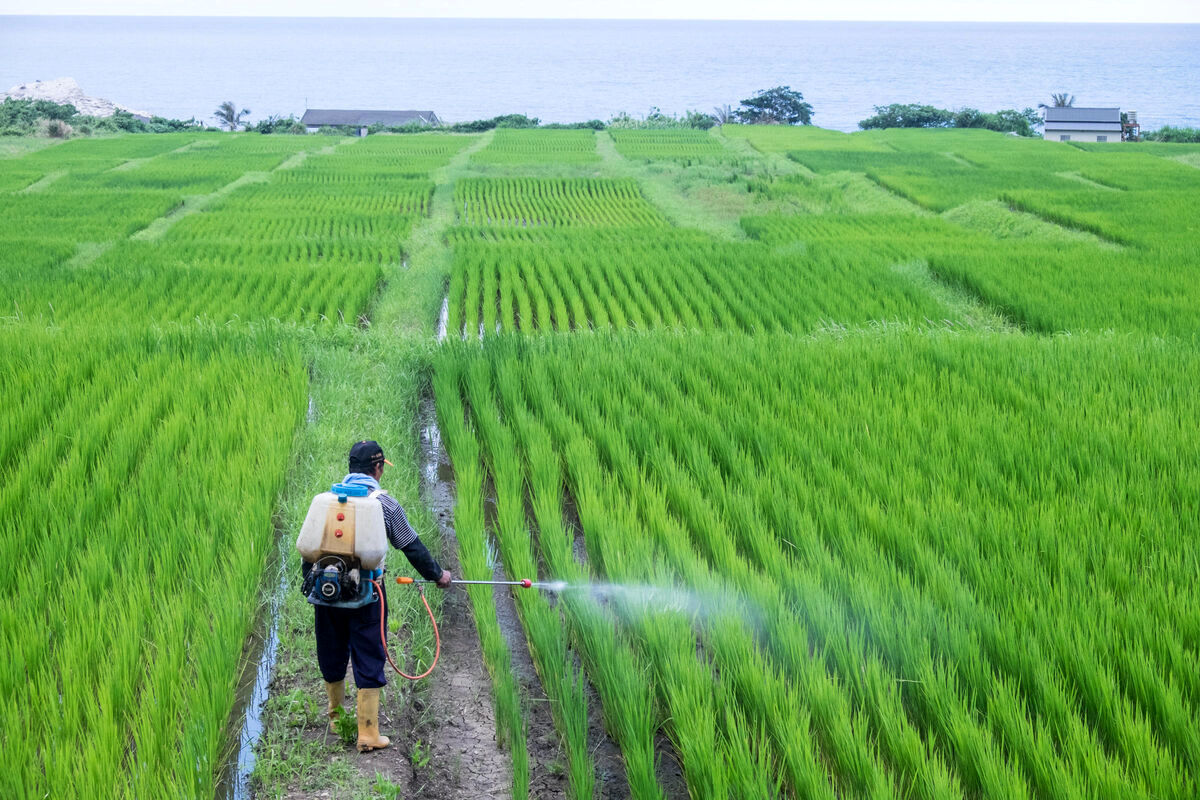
608, 129, 734, 164
434, 330, 1200, 800
0, 132, 458, 328
0, 189, 183, 261
165, 179, 434, 243
3, 259, 382, 326
0, 326, 305, 799
471, 128, 600, 164
0, 132, 196, 192
286, 132, 478, 178
445, 229, 959, 337
455, 177, 668, 227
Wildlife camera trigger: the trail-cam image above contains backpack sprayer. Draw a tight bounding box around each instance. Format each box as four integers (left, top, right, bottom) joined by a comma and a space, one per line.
297, 481, 551, 681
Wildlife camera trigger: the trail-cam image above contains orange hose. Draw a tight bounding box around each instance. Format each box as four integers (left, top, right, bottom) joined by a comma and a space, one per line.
371, 578, 440, 680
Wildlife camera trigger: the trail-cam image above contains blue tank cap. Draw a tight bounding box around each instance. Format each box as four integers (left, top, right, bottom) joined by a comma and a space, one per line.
331, 482, 371, 498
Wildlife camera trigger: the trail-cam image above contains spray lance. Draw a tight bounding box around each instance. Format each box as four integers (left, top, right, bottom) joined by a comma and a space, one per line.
372, 575, 554, 681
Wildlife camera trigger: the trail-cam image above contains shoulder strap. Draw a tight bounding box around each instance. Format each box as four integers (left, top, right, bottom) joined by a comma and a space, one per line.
368, 489, 387, 499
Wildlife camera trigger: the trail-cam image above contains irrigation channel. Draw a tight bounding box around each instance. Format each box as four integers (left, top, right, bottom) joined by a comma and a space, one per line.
215, 392, 320, 798
215, 536, 287, 800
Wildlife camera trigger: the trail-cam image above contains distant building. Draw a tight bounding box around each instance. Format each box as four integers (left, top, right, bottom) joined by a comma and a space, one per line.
300, 109, 441, 136
1043, 107, 1123, 143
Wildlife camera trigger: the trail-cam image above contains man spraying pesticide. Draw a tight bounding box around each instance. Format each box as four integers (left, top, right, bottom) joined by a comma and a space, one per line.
296, 440, 557, 753
296, 440, 452, 753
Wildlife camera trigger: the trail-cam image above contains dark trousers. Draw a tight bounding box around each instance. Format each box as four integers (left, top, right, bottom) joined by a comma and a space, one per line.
314, 583, 388, 689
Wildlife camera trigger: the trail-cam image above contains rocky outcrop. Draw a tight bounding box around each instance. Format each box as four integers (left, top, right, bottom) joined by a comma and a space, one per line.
3, 77, 152, 119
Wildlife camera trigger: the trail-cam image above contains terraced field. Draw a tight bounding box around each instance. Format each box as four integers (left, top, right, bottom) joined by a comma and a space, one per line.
2, 125, 1197, 800
609, 128, 733, 163
455, 176, 668, 227
472, 128, 600, 164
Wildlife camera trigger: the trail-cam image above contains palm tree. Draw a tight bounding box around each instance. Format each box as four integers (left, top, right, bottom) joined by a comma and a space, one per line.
213, 101, 251, 131
1039, 93, 1075, 109
711, 104, 734, 126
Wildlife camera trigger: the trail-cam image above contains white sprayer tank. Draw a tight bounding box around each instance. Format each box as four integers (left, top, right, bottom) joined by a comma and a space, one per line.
296, 485, 388, 569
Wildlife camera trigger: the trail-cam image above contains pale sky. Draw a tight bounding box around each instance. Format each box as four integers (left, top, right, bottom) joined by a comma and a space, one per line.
2, 0, 1198, 23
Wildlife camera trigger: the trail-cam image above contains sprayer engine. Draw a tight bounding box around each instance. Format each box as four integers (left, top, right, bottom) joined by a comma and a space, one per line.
302, 556, 363, 604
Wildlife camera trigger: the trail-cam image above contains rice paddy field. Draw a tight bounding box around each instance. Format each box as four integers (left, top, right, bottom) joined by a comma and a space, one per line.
2, 124, 1198, 800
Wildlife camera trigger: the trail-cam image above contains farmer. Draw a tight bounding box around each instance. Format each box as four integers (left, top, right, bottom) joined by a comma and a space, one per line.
310, 440, 451, 752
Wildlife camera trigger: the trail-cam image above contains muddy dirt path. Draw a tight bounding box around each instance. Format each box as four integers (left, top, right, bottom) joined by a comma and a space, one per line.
412, 396, 513, 797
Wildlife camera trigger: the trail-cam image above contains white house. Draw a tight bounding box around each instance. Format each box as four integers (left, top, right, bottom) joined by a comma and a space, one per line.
300, 109, 441, 136
1043, 107, 1123, 143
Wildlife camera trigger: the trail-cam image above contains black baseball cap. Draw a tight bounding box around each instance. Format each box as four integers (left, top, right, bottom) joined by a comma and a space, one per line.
348, 440, 394, 472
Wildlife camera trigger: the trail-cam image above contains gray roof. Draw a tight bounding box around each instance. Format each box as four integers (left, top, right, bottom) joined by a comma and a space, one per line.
301, 109, 439, 127
1043, 107, 1120, 124
1044, 121, 1123, 132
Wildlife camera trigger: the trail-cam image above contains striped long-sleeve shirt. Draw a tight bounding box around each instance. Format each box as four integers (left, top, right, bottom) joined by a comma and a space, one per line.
376, 490, 442, 582
377, 491, 418, 548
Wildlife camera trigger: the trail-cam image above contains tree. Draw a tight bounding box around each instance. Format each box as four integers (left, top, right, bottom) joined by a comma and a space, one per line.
213, 101, 250, 131
736, 86, 814, 125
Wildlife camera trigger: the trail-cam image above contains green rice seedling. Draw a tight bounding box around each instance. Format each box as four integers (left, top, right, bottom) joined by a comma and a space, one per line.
169, 179, 434, 242
448, 228, 960, 337
608, 129, 732, 164
0, 132, 198, 187
0, 326, 305, 799
0, 189, 182, 253
558, 358, 890, 797
471, 128, 600, 165
433, 362, 531, 799
455, 177, 668, 227
481, 255, 500, 334
0, 259, 383, 327
461, 358, 597, 800
493, 346, 837, 795
742, 141, 1200, 337
446, 263, 467, 338
432, 329, 1200, 799
59, 134, 317, 194
324, 131, 477, 173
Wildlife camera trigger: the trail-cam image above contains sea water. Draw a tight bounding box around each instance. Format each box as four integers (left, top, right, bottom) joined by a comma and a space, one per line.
2, 17, 1197, 131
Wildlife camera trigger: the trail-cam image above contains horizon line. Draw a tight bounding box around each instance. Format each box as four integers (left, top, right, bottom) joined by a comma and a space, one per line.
3, 13, 1199, 24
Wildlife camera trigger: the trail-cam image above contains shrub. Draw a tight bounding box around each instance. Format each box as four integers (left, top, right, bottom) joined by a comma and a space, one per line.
1144, 125, 1200, 143
0, 97, 198, 136
607, 107, 714, 130
42, 119, 73, 138
860, 104, 955, 129
446, 113, 540, 133
541, 120, 606, 130
251, 114, 306, 134
860, 103, 1040, 136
